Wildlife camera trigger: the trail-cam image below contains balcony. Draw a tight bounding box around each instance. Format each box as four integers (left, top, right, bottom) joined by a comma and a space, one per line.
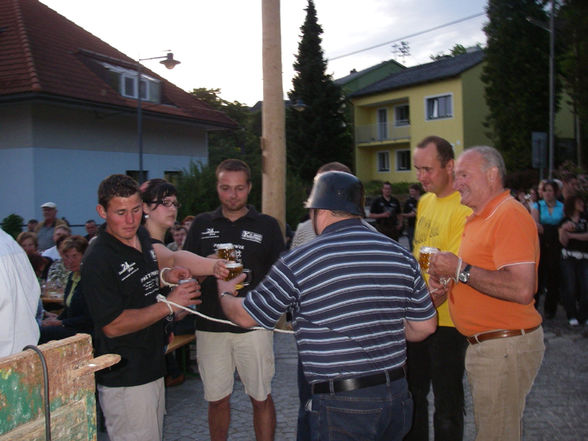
355, 122, 410, 145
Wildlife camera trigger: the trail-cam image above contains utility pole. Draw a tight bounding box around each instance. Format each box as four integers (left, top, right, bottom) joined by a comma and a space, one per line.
261, 0, 286, 235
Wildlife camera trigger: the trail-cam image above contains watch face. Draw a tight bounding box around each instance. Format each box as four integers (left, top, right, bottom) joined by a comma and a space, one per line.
459, 272, 468, 283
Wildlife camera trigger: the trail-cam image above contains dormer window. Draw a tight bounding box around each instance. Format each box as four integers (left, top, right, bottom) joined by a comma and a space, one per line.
98, 61, 161, 103
121, 74, 151, 100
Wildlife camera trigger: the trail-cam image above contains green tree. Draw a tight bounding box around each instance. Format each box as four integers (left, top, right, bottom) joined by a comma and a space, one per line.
1, 214, 24, 239
176, 88, 308, 229
430, 43, 470, 60
286, 0, 353, 184
558, 0, 588, 168
482, 0, 558, 171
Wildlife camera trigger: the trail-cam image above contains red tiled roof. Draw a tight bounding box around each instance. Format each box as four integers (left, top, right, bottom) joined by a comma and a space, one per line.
0, 0, 238, 129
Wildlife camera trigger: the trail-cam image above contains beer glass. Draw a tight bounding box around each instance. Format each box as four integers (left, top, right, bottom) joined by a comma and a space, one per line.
216, 243, 236, 261
418, 246, 439, 271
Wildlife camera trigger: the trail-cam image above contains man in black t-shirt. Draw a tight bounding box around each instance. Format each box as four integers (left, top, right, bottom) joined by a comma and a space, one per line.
402, 184, 421, 251
184, 159, 284, 441
369, 181, 402, 241
83, 174, 199, 441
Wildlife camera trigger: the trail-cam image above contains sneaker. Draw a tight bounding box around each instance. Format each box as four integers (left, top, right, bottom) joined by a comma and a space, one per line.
568, 318, 579, 327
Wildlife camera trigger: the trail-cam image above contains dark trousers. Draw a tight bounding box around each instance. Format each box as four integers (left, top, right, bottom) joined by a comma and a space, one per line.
560, 257, 588, 321
404, 326, 467, 441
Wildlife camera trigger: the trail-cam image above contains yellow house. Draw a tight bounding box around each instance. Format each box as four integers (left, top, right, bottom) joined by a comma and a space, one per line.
350, 49, 490, 183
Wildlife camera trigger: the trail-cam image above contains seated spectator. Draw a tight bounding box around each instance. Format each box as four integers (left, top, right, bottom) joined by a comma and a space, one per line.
28, 253, 53, 283
27, 219, 38, 232
42, 225, 71, 261
17, 231, 40, 256
39, 235, 92, 343
46, 231, 73, 290
84, 219, 98, 241
167, 225, 187, 251
34, 202, 67, 251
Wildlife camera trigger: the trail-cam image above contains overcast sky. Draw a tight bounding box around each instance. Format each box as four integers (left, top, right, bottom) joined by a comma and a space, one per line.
40, 0, 488, 106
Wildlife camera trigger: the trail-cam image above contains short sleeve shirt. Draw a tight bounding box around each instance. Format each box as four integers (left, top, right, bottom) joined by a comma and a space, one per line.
82, 225, 165, 387
183, 205, 285, 333
449, 191, 542, 336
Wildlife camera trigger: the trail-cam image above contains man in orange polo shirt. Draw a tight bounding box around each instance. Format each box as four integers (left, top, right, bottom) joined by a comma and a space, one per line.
429, 146, 544, 441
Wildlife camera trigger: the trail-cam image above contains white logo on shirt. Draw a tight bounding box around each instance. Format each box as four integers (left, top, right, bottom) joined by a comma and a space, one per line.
118, 261, 138, 281
202, 227, 220, 239
241, 230, 262, 244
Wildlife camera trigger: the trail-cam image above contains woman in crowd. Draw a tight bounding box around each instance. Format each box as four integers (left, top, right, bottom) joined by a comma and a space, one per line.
17, 231, 40, 256
140, 178, 228, 386
532, 180, 564, 318
558, 195, 588, 326
39, 235, 92, 343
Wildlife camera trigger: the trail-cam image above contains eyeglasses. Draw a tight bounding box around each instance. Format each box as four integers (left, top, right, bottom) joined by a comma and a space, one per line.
153, 199, 181, 209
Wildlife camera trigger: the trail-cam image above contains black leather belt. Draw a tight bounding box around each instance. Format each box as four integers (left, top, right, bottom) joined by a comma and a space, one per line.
311, 366, 405, 394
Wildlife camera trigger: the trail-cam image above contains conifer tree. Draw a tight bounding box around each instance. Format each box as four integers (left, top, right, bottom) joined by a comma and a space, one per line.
286, 0, 352, 183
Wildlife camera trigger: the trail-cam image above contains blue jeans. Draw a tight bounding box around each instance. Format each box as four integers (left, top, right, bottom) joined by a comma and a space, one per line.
560, 257, 588, 321
308, 378, 413, 441
297, 358, 312, 441
404, 326, 467, 441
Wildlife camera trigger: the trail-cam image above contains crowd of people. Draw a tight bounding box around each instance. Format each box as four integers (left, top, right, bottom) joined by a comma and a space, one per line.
0, 139, 584, 441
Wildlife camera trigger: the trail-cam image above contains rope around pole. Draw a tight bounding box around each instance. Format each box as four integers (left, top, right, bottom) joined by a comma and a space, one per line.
156, 295, 294, 334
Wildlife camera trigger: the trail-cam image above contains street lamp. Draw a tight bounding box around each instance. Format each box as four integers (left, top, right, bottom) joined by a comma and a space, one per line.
137, 52, 181, 182
527, 0, 555, 178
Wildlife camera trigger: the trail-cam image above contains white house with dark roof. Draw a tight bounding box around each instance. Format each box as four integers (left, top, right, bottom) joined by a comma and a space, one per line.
0, 0, 237, 230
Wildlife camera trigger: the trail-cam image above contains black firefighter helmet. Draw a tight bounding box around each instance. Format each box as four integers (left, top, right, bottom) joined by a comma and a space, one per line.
305, 171, 365, 216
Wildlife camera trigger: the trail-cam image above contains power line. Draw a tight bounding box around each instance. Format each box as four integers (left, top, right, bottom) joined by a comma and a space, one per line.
328, 12, 486, 62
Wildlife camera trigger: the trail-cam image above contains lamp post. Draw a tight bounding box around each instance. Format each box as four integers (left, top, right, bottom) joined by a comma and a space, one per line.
137, 52, 180, 182
527, 0, 555, 179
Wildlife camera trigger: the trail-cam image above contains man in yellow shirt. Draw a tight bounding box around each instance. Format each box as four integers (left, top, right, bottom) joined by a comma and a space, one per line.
405, 136, 472, 441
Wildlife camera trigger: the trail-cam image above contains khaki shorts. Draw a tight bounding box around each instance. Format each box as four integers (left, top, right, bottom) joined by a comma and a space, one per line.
196, 330, 275, 402
97, 377, 165, 441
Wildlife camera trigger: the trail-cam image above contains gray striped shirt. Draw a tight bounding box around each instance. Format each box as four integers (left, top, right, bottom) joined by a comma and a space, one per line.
244, 218, 435, 383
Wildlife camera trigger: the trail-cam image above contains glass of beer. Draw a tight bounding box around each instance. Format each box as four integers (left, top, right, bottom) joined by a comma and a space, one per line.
216, 243, 236, 261
225, 262, 252, 290
418, 246, 439, 272
225, 261, 243, 280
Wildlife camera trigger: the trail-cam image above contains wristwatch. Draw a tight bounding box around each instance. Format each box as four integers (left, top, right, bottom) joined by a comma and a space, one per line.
458, 264, 472, 284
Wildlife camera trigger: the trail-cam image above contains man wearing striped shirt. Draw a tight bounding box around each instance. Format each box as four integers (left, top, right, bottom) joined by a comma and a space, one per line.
218, 171, 437, 441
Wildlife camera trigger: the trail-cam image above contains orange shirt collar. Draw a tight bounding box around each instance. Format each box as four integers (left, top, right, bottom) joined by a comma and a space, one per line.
467, 190, 512, 222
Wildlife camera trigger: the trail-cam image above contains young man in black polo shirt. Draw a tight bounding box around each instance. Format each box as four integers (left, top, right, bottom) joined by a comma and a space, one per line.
83, 174, 200, 441
183, 159, 284, 441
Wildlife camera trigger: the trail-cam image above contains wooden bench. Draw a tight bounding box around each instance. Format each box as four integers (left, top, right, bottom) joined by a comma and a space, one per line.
165, 333, 195, 354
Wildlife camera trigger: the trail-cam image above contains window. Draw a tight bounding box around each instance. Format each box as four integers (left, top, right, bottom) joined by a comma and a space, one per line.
127, 170, 148, 183
426, 94, 453, 120
96, 61, 160, 102
396, 150, 411, 171
394, 104, 410, 126
377, 108, 388, 140
121, 74, 149, 100
164, 171, 182, 185
377, 151, 390, 172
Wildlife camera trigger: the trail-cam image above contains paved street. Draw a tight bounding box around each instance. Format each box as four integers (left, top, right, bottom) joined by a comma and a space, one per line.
157, 312, 588, 441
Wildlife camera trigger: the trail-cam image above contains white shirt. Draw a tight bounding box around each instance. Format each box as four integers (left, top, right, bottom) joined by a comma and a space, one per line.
0, 229, 40, 357
41, 245, 60, 261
